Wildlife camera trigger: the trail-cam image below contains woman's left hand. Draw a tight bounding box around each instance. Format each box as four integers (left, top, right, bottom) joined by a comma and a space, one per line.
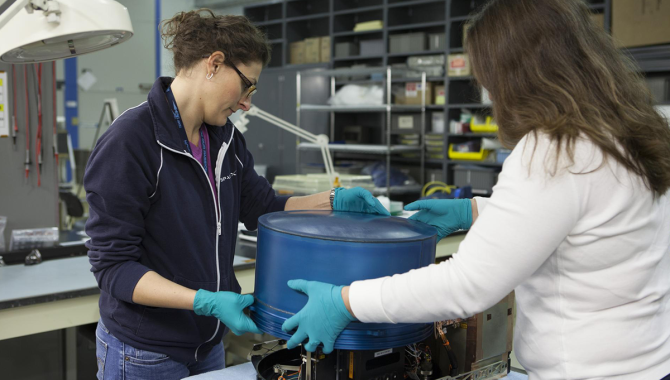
333, 187, 390, 216
282, 280, 356, 354
405, 199, 473, 241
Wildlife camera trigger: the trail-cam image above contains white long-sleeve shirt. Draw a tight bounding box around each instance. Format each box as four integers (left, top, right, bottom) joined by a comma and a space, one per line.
350, 132, 670, 380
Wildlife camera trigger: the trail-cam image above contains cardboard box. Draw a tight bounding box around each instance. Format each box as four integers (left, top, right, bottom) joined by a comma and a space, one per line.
434, 85, 445, 105
396, 82, 433, 105
290, 41, 305, 65
304, 37, 321, 63
320, 36, 331, 62
448, 54, 471, 77
613, 0, 670, 48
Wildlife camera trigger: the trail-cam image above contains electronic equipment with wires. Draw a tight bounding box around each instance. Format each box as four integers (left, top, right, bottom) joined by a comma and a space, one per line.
249, 211, 515, 380
249, 302, 514, 380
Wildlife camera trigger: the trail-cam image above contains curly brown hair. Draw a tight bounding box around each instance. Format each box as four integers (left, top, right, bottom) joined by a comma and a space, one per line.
159, 9, 271, 74
466, 0, 670, 197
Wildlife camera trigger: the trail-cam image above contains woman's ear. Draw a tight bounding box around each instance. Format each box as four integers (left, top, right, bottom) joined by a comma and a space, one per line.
210, 51, 225, 73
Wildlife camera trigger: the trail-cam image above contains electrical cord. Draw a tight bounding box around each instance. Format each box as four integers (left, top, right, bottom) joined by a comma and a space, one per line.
436, 321, 459, 375
35, 63, 43, 186
11, 64, 18, 146
24, 65, 30, 182
52, 61, 58, 165
52, 62, 59, 225
422, 181, 457, 197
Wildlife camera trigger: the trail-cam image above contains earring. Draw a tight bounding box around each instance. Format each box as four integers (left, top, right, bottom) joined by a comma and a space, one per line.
206, 73, 213, 80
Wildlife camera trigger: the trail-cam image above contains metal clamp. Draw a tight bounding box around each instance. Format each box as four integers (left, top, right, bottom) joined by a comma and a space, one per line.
25, 249, 42, 265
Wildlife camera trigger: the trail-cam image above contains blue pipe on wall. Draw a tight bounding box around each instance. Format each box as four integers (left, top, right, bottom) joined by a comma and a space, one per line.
64, 57, 77, 182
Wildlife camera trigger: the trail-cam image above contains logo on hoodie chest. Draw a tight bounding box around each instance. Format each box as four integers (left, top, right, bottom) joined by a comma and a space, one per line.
220, 170, 237, 183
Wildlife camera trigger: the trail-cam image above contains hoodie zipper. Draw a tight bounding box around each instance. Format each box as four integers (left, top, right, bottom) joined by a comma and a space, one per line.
156, 138, 226, 361
193, 131, 233, 360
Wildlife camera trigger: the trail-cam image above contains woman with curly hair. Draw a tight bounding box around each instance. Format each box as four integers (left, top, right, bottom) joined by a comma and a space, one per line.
85, 9, 387, 379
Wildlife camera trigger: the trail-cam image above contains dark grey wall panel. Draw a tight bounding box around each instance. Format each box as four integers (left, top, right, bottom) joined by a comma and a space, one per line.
243, 67, 329, 183
0, 63, 58, 251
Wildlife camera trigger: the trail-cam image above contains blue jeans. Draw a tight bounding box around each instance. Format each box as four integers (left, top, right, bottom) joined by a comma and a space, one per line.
96, 319, 225, 380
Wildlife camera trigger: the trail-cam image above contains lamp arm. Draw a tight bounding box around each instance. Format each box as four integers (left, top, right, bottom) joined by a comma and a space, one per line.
0, 0, 59, 30
243, 105, 338, 187
246, 106, 321, 143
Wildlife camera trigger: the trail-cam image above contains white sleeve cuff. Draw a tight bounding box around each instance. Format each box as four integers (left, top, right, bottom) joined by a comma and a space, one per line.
349, 277, 396, 324
474, 196, 489, 215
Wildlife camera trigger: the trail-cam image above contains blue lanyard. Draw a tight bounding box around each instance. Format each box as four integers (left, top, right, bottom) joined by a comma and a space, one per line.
165, 87, 208, 173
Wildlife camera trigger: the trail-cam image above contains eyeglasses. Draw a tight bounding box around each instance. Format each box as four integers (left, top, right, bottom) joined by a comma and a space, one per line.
202, 54, 257, 99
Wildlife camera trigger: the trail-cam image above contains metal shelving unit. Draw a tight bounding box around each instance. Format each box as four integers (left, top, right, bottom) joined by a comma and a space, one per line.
333, 5, 384, 15
297, 142, 422, 154
333, 55, 385, 62
245, 0, 669, 195
387, 21, 446, 32
299, 105, 387, 112
296, 66, 429, 196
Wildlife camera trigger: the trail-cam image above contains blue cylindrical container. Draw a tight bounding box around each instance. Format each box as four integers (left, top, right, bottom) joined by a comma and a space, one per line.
252, 210, 437, 350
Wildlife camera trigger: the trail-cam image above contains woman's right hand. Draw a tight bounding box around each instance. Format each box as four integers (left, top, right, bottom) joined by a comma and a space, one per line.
193, 290, 262, 335
405, 199, 475, 241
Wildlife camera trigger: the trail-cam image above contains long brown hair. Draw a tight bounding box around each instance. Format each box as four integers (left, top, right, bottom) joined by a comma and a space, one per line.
466, 0, 670, 197
160, 9, 271, 74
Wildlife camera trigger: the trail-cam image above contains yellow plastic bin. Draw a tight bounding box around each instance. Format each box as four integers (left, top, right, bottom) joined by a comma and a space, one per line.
470, 116, 498, 133
448, 144, 492, 161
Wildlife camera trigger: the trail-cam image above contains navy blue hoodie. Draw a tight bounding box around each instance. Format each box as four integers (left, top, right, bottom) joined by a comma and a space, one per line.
84, 77, 289, 363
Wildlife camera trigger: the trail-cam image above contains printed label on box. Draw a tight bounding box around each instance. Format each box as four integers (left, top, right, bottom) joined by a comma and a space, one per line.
405, 83, 417, 97
405, 82, 425, 97
450, 57, 466, 69
398, 116, 414, 129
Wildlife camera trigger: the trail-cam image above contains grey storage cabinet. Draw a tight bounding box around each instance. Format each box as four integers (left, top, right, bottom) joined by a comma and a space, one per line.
428, 33, 446, 51
360, 39, 384, 56
335, 42, 359, 58
389, 32, 426, 54
453, 165, 499, 194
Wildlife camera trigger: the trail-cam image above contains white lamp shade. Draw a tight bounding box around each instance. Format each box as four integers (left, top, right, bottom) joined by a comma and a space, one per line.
0, 0, 133, 63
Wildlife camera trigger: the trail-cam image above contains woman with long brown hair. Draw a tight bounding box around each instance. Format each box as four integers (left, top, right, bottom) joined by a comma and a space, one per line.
283, 0, 670, 378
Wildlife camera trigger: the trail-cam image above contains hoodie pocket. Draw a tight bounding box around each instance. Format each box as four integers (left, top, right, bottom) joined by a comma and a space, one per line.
135, 277, 218, 344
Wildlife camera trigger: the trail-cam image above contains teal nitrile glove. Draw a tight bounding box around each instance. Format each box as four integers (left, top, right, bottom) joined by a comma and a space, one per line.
333, 187, 391, 216
405, 199, 472, 241
193, 289, 263, 336
281, 280, 356, 354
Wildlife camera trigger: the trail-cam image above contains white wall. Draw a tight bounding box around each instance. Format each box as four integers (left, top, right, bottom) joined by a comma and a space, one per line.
52, 1, 196, 149
71, 0, 157, 149
160, 0, 197, 77
55, 0, 270, 148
